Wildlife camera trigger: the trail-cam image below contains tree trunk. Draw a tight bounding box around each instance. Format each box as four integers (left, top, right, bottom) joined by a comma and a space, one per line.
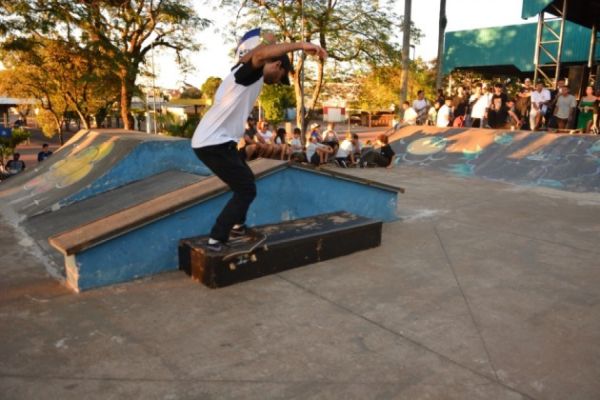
400, 0, 412, 103
119, 68, 135, 130
436, 0, 447, 90
293, 56, 308, 144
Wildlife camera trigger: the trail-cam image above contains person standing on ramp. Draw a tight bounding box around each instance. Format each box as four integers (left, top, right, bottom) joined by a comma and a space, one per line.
191, 38, 327, 251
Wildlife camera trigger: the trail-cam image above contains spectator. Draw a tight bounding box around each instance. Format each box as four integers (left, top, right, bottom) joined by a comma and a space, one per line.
401, 101, 418, 125
470, 84, 492, 128
516, 87, 531, 130
309, 123, 322, 142
274, 127, 289, 160
5, 153, 25, 175
577, 85, 598, 132
553, 85, 577, 130
289, 127, 306, 162
491, 83, 508, 105
335, 133, 359, 167
435, 89, 445, 105
37, 143, 53, 162
241, 117, 262, 160
487, 96, 509, 129
256, 120, 276, 157
505, 99, 522, 129
427, 101, 441, 126
412, 90, 429, 125
546, 78, 566, 129
530, 81, 551, 131
452, 86, 469, 123
321, 122, 339, 159
305, 134, 332, 166
436, 98, 453, 127
360, 134, 395, 168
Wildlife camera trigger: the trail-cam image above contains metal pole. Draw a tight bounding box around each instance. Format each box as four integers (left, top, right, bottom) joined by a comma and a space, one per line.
554, 0, 568, 88
533, 13, 544, 84
151, 43, 158, 134
588, 24, 597, 69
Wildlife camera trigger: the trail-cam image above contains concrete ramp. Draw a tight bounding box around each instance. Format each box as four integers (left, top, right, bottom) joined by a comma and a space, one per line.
390, 126, 600, 192
0, 129, 209, 219
0, 131, 403, 291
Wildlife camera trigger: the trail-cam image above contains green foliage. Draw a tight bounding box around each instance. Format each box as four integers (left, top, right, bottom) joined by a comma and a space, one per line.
179, 86, 203, 99
0, 127, 31, 166
0, 0, 210, 129
201, 77, 222, 102
259, 85, 296, 124
159, 113, 200, 139
35, 109, 61, 138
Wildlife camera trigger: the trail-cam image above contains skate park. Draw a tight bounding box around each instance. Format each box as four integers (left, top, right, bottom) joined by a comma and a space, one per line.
2, 0, 600, 398
1, 124, 599, 399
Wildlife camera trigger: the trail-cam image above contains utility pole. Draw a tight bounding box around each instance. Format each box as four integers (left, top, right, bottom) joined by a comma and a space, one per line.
400, 0, 412, 103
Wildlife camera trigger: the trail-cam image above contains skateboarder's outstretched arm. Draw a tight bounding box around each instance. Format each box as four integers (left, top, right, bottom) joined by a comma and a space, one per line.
241, 41, 327, 70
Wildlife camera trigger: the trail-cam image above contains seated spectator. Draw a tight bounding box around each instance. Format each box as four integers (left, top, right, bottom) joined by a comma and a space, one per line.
37, 143, 53, 162
401, 101, 418, 125
321, 122, 339, 159
240, 117, 263, 160
412, 90, 430, 125
309, 123, 322, 142
274, 127, 290, 160
305, 134, 332, 166
436, 98, 453, 127
289, 127, 306, 162
452, 86, 468, 123
5, 153, 26, 175
553, 85, 577, 130
256, 120, 276, 157
335, 133, 359, 168
360, 134, 395, 168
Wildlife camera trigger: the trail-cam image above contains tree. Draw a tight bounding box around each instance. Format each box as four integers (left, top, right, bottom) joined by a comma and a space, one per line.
0, 1, 209, 130
0, 37, 119, 142
259, 84, 296, 125
201, 77, 223, 103
179, 85, 203, 99
232, 0, 416, 133
436, 0, 447, 90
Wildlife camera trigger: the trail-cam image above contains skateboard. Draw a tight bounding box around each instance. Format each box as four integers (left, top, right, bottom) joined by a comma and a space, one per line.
222, 232, 268, 271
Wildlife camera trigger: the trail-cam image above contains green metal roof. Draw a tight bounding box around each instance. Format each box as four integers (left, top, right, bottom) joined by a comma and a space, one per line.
443, 21, 600, 75
521, 0, 600, 29
521, 0, 554, 19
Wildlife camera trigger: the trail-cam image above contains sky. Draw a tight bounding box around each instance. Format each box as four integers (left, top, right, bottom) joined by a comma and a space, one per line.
153, 0, 537, 89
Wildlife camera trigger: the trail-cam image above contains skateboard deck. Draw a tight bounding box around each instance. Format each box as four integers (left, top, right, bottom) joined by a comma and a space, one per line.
222, 232, 268, 269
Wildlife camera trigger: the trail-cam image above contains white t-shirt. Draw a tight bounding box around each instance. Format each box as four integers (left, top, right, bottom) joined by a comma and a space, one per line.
471, 93, 492, 119
306, 142, 317, 160
530, 89, 551, 113
290, 137, 303, 152
555, 94, 577, 119
258, 129, 273, 143
403, 107, 418, 125
191, 63, 263, 148
336, 139, 354, 158
437, 105, 451, 127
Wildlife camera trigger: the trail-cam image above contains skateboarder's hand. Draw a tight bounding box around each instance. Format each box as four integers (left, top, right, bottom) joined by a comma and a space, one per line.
303, 43, 327, 60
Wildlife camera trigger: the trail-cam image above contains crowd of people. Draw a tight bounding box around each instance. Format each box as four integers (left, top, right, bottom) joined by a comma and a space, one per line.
398, 79, 600, 134
239, 117, 395, 168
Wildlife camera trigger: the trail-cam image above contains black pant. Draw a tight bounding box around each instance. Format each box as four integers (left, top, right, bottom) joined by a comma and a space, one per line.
194, 141, 256, 242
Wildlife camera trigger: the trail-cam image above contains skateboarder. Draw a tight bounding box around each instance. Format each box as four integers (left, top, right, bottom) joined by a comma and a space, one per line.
191, 39, 327, 251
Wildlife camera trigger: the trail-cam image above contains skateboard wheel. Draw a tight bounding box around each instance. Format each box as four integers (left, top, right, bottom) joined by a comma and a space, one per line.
250, 254, 257, 262
229, 262, 236, 271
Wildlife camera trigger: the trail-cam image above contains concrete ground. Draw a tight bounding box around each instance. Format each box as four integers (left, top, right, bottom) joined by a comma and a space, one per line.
1, 165, 599, 400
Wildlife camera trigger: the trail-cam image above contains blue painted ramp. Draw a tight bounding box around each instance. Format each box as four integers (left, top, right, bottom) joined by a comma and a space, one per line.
389, 126, 600, 192
0, 130, 402, 292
